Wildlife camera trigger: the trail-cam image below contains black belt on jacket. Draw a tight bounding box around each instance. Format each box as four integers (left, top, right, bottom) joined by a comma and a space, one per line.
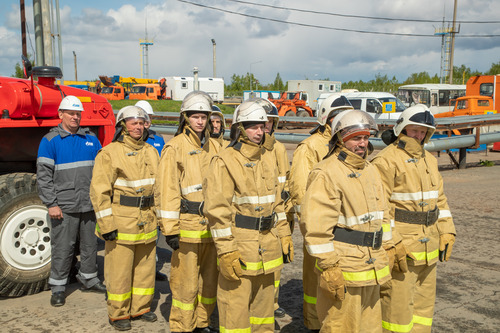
235, 213, 276, 232
120, 195, 154, 208
333, 227, 383, 250
394, 207, 439, 226
180, 199, 204, 216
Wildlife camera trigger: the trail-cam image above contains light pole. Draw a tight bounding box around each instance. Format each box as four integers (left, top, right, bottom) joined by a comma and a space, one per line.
249, 60, 262, 91
211, 39, 216, 78
73, 51, 77, 81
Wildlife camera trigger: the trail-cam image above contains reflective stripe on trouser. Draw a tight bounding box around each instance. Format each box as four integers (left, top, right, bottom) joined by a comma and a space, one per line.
49, 211, 99, 292
218, 272, 274, 333
302, 245, 321, 330
169, 242, 218, 332
381, 263, 437, 333
317, 285, 382, 333
104, 241, 155, 320
274, 269, 281, 311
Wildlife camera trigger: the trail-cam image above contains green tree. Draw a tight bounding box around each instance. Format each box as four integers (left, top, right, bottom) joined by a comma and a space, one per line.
485, 61, 500, 75
271, 72, 284, 91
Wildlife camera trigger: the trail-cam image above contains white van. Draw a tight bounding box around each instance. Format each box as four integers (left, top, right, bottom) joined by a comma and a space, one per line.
317, 92, 406, 120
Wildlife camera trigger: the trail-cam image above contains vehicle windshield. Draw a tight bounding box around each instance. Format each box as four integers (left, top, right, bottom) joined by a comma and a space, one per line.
455, 99, 468, 110
397, 89, 430, 107
379, 97, 406, 112
101, 87, 113, 94
131, 86, 146, 94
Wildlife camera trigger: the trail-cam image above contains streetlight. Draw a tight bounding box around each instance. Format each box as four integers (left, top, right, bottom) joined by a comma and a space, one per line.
249, 60, 262, 91
73, 51, 77, 81
211, 39, 216, 78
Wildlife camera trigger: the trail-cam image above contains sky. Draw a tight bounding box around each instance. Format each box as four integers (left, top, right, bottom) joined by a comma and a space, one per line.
1, 0, 499, 86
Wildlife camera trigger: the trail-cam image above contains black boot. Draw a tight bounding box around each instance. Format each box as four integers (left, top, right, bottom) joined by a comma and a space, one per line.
109, 318, 131, 331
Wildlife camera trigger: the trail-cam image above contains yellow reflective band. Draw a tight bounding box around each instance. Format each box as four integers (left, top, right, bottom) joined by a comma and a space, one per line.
198, 294, 217, 305
342, 265, 390, 282
132, 287, 154, 296
427, 249, 439, 261
274, 280, 280, 288
382, 320, 413, 332
411, 249, 439, 261
180, 229, 212, 239
242, 256, 283, 271
172, 298, 195, 311
382, 223, 391, 233
413, 315, 432, 326
303, 293, 317, 304
116, 229, 157, 242
315, 260, 323, 272
220, 326, 251, 333
107, 291, 131, 302
249, 316, 274, 325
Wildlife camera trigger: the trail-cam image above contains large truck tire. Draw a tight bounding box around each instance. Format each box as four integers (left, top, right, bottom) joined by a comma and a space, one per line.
0, 173, 51, 297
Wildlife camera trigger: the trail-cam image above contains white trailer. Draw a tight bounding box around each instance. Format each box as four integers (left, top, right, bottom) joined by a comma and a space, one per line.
162, 76, 225, 103
243, 90, 281, 101
287, 80, 342, 111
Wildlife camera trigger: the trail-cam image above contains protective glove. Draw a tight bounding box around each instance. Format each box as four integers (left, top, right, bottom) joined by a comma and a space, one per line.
165, 235, 180, 251
439, 233, 455, 262
319, 265, 346, 301
280, 235, 294, 263
102, 230, 117, 241
219, 250, 246, 281
386, 242, 409, 273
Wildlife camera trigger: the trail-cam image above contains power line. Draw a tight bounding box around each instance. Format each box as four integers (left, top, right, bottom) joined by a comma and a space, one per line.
224, 0, 500, 24
177, 0, 500, 37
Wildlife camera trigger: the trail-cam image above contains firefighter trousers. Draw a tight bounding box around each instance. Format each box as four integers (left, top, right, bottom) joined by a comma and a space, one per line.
303, 244, 321, 330
169, 242, 218, 332
317, 284, 382, 333
218, 272, 275, 333
274, 269, 281, 311
381, 263, 437, 333
104, 240, 155, 320
49, 211, 99, 292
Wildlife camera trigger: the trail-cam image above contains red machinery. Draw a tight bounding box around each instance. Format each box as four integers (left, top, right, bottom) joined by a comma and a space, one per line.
0, 57, 115, 297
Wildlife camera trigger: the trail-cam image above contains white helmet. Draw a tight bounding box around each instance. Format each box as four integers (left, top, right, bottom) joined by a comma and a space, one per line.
317, 93, 354, 126
116, 105, 150, 124
331, 109, 378, 143
180, 91, 213, 114
58, 95, 84, 112
233, 100, 268, 125
135, 100, 154, 115
393, 104, 436, 143
246, 97, 279, 133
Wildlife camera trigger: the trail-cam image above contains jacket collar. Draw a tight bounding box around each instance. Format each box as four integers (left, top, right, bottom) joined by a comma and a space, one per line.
336, 146, 368, 170
233, 137, 264, 161
262, 133, 276, 151
183, 125, 209, 148
396, 134, 425, 158
56, 123, 87, 138
117, 133, 145, 150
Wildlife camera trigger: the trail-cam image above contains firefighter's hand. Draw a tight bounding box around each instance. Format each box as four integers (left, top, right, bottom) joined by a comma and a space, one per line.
102, 230, 118, 241
439, 234, 455, 262
281, 235, 294, 263
165, 235, 180, 251
48, 206, 63, 219
388, 242, 409, 273
319, 266, 346, 301
219, 250, 245, 282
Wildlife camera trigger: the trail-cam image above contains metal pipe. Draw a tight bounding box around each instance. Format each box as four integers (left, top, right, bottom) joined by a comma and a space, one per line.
211, 39, 216, 78
73, 51, 77, 81
55, 0, 63, 82
41, 0, 52, 65
20, 0, 27, 58
33, 0, 45, 66
448, 0, 458, 84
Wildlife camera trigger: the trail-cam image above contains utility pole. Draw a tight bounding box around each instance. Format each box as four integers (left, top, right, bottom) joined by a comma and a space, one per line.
20, 0, 27, 58
211, 39, 216, 78
449, 0, 458, 84
73, 51, 78, 81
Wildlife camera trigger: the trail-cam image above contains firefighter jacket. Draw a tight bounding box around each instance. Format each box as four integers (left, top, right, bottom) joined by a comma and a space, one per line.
146, 129, 166, 156
211, 133, 229, 149
37, 124, 102, 213
289, 125, 331, 220
371, 135, 456, 266
90, 134, 159, 245
203, 136, 291, 276
263, 134, 293, 219
301, 146, 394, 287
155, 127, 220, 243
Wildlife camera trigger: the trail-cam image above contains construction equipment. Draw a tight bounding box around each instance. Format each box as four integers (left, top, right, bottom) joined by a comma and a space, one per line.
0, 56, 115, 297
267, 91, 315, 117
128, 83, 163, 100
98, 75, 159, 100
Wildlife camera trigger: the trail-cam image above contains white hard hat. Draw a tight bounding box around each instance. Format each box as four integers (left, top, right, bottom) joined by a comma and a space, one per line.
233, 100, 268, 125
331, 109, 378, 143
115, 105, 150, 124
180, 91, 213, 114
246, 97, 279, 132
135, 100, 154, 115
58, 95, 84, 112
393, 104, 436, 143
317, 93, 354, 126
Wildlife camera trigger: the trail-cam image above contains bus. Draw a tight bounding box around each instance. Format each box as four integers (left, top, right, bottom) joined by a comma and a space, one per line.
397, 84, 466, 114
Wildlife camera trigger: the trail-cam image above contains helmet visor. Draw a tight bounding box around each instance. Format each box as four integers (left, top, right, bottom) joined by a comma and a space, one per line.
409, 110, 435, 127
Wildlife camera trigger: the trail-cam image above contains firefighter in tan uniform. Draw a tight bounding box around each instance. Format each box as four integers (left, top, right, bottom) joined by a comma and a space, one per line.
155, 91, 219, 333
371, 104, 456, 333
302, 110, 404, 333
209, 105, 228, 149
289, 93, 354, 331
203, 100, 293, 333
90, 106, 159, 331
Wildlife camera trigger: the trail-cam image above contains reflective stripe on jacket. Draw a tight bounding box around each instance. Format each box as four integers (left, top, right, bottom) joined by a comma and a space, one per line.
372, 135, 456, 266
90, 134, 159, 245
156, 127, 220, 243
203, 137, 291, 276
302, 147, 393, 287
